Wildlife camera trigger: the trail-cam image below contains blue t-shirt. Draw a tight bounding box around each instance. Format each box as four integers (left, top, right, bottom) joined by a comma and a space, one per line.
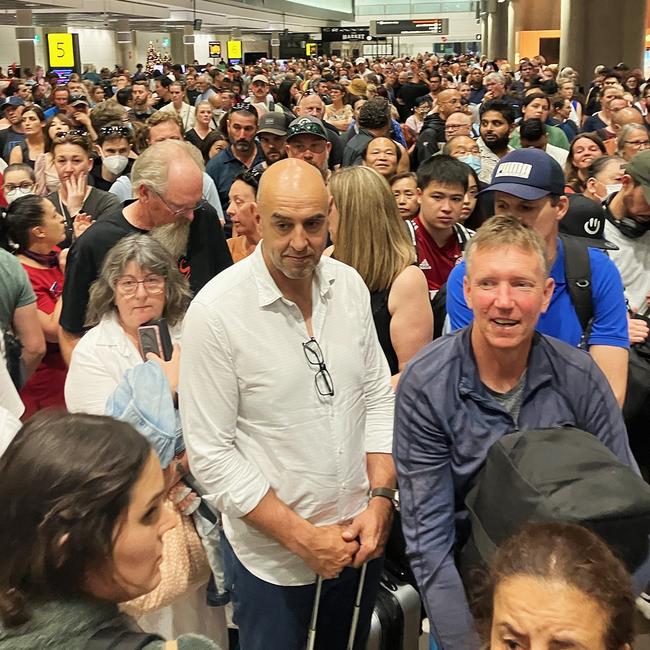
43, 106, 60, 120
446, 237, 629, 349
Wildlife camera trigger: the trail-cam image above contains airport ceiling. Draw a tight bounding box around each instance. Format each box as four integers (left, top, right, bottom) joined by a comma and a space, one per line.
3, 0, 343, 34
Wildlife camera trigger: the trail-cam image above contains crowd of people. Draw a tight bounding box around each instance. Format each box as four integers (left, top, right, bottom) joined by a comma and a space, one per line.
0, 49, 649, 650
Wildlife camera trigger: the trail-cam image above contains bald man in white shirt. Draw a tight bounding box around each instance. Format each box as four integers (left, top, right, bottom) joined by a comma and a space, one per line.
180, 159, 395, 650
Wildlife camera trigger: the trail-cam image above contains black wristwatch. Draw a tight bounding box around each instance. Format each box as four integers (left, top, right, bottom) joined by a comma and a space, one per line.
370, 487, 399, 511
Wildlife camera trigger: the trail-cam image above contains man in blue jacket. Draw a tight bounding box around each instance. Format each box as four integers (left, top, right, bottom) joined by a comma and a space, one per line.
446, 148, 630, 406
394, 215, 637, 650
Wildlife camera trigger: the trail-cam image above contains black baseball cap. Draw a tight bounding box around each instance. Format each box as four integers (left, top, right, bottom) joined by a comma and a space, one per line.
559, 194, 618, 250
623, 149, 650, 204
69, 95, 89, 107
286, 116, 328, 141
481, 148, 565, 200
257, 112, 288, 137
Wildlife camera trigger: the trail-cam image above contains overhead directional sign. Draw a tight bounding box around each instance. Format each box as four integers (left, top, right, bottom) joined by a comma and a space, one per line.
370, 19, 449, 35
227, 40, 242, 64
47, 33, 75, 68
321, 26, 371, 42
209, 41, 221, 57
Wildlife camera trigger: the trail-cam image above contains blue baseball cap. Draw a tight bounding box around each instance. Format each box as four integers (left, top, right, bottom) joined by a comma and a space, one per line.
482, 148, 566, 200
0, 96, 25, 112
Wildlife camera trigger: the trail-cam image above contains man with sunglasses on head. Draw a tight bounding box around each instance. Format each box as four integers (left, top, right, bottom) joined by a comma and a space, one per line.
180, 158, 394, 650
285, 116, 332, 183
206, 105, 264, 235
89, 124, 135, 192
58, 139, 232, 364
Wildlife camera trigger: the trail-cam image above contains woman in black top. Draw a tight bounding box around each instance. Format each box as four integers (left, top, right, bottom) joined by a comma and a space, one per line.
327, 166, 432, 385
9, 105, 46, 169
184, 101, 218, 152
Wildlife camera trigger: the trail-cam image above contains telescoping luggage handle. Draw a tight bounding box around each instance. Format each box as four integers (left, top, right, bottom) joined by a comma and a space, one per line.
307, 562, 368, 650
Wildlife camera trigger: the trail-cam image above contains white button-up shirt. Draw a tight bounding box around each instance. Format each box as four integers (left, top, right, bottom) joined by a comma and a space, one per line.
180, 244, 394, 586
65, 312, 182, 415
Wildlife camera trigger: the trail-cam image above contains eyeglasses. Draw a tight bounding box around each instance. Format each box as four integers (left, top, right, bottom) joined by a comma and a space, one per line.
302, 337, 334, 397
152, 190, 208, 218
4, 181, 34, 191
115, 274, 166, 297
54, 129, 87, 139
624, 140, 650, 148
228, 103, 258, 116
238, 168, 263, 186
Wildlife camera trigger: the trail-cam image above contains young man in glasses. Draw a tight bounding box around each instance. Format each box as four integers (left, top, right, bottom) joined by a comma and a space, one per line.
181, 158, 395, 650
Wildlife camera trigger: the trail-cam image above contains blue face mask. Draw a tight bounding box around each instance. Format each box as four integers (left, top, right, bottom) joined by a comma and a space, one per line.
458, 154, 481, 174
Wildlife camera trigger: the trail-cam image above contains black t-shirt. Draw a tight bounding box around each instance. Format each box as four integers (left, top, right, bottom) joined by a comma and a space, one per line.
186, 88, 201, 106
153, 97, 171, 111
0, 127, 26, 163
89, 157, 135, 193
60, 201, 233, 334
47, 187, 121, 248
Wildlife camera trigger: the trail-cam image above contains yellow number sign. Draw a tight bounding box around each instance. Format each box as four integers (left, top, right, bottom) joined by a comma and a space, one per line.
209, 41, 221, 57
227, 40, 242, 60
306, 43, 317, 56
47, 33, 75, 68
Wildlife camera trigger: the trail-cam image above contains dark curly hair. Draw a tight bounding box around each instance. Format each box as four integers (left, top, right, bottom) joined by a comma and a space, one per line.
0, 412, 151, 627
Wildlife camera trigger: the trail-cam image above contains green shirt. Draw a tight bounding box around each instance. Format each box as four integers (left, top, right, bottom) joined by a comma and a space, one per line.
0, 249, 35, 329
509, 123, 571, 151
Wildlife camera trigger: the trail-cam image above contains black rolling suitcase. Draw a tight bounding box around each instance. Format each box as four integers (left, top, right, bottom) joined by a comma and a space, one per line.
366, 567, 421, 650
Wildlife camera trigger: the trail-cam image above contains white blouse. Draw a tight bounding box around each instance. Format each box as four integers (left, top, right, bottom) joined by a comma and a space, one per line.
65, 312, 182, 415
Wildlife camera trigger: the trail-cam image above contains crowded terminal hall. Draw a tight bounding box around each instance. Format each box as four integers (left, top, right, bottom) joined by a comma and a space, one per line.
1, 1, 650, 648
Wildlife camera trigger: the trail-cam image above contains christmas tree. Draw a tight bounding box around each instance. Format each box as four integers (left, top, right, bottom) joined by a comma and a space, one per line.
145, 41, 162, 74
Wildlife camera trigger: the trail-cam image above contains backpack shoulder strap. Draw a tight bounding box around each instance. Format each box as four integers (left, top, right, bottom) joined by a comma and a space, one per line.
86, 627, 165, 650
560, 234, 594, 340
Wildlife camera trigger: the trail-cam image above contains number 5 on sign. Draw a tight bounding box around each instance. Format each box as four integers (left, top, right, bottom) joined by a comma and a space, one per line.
47, 33, 75, 67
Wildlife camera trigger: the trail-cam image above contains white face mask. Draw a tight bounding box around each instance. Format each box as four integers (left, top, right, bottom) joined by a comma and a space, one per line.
102, 154, 129, 176
605, 183, 623, 197
5, 188, 34, 204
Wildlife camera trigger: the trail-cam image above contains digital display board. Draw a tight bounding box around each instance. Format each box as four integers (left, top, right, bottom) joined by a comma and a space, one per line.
371, 19, 449, 35
321, 26, 371, 42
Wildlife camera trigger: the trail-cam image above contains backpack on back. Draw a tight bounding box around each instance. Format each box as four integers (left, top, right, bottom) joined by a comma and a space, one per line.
560, 234, 650, 468
460, 427, 650, 579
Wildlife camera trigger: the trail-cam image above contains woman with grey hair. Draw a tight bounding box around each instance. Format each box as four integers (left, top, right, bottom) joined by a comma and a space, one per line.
616, 123, 650, 161
65, 233, 190, 414
64, 233, 230, 646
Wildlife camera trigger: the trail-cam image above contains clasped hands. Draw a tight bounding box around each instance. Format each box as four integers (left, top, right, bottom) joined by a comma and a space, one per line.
297, 498, 393, 580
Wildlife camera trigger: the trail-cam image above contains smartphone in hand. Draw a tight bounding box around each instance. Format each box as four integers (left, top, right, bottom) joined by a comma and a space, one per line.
138, 318, 173, 361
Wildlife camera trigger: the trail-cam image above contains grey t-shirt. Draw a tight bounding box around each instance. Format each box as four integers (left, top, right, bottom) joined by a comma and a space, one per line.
483, 370, 528, 423
0, 249, 36, 328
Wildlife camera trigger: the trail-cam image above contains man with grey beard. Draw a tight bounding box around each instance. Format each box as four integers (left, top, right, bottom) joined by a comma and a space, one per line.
58, 139, 232, 363
206, 106, 265, 234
